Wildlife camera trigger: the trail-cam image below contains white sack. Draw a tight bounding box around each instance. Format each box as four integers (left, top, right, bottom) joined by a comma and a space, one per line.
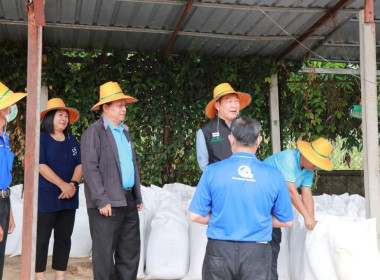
305, 221, 338, 280
183, 218, 207, 280
70, 185, 92, 257
145, 197, 189, 279
5, 184, 23, 257
330, 218, 380, 280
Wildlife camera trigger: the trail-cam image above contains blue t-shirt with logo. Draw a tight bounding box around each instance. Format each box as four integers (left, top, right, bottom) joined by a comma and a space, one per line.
189, 152, 293, 242
0, 130, 14, 190
264, 150, 314, 188
39, 131, 81, 212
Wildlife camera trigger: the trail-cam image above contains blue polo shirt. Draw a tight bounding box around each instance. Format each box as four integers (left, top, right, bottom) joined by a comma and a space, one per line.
0, 129, 14, 190
189, 152, 293, 242
104, 117, 135, 189
264, 150, 314, 188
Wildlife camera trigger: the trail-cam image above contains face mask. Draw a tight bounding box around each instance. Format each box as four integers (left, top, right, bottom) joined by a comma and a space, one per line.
5, 104, 18, 122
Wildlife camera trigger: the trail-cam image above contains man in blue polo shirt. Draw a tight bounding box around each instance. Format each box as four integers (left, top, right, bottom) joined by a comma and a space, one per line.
189, 116, 294, 280
264, 137, 333, 280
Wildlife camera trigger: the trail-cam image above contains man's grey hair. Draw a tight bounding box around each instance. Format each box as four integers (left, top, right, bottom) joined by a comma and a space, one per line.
230, 116, 261, 146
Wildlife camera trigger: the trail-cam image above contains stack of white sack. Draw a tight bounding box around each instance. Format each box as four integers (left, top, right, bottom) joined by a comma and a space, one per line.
6, 184, 92, 258
281, 193, 380, 280
6, 184, 380, 280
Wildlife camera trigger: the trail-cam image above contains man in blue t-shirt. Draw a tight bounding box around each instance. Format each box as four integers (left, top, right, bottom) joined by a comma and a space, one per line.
264, 137, 334, 280
189, 116, 294, 280
0, 82, 27, 278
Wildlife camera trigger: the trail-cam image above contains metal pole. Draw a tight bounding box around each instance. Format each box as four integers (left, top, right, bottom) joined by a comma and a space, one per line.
269, 73, 281, 154
21, 2, 42, 278
359, 7, 380, 249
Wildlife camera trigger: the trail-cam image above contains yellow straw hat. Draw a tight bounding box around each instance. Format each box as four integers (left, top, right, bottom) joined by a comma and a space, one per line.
297, 137, 334, 171
40, 98, 79, 124
205, 83, 251, 119
0, 82, 27, 110
92, 81, 137, 111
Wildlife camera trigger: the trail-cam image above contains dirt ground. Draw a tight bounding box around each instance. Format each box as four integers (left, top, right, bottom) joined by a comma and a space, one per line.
3, 255, 94, 280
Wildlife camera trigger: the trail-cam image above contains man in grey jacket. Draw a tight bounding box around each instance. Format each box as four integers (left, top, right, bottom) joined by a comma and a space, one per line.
81, 81, 143, 280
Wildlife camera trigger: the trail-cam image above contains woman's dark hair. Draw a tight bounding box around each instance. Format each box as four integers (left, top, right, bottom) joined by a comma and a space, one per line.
40, 109, 70, 135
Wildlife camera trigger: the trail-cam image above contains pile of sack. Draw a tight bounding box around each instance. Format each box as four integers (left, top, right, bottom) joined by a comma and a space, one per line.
6, 183, 380, 279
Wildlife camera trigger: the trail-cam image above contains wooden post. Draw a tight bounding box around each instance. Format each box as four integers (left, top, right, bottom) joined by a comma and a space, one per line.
21, 1, 43, 278
269, 73, 281, 154
359, 6, 380, 249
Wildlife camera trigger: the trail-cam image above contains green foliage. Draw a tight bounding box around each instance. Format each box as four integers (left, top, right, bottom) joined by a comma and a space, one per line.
278, 61, 365, 155
0, 43, 373, 186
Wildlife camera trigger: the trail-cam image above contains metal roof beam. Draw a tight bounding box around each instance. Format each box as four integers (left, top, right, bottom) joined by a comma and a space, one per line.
278, 0, 351, 60
116, 0, 359, 14
0, 19, 325, 41
163, 0, 194, 59
321, 43, 380, 48
300, 66, 380, 75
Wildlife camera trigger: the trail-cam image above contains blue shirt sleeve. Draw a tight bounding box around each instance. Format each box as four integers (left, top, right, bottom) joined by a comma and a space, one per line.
189, 170, 212, 216
196, 129, 209, 172
301, 171, 313, 188
72, 135, 81, 166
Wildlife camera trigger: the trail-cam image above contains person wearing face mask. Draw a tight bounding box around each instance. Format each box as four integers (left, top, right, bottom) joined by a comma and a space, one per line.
0, 82, 27, 278
35, 98, 82, 280
196, 83, 251, 171
264, 138, 334, 280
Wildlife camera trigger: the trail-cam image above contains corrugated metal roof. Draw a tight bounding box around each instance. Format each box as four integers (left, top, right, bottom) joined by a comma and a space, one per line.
0, 0, 377, 63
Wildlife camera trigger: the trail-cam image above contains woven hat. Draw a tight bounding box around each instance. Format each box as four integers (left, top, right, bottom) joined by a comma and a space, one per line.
40, 98, 79, 124
297, 137, 333, 171
205, 83, 251, 119
0, 82, 27, 110
92, 81, 137, 111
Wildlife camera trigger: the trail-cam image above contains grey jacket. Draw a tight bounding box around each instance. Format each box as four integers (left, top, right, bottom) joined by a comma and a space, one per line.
81, 116, 142, 209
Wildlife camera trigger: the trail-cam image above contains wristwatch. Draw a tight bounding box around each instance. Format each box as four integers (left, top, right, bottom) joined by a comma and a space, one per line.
70, 180, 79, 189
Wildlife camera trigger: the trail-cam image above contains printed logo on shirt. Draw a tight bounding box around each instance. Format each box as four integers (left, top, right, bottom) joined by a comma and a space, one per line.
232, 165, 256, 182
210, 136, 224, 143
210, 132, 224, 143
72, 147, 77, 156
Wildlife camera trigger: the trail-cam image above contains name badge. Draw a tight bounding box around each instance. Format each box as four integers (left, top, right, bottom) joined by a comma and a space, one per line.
212, 132, 220, 137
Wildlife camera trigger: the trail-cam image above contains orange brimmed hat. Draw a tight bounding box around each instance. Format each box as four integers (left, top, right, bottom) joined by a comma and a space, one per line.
92, 81, 137, 111
40, 98, 79, 124
0, 82, 27, 110
205, 83, 251, 119
297, 137, 334, 171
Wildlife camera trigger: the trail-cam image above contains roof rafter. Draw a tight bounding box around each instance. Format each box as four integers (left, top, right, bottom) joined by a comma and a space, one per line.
0, 19, 325, 41
116, 0, 359, 14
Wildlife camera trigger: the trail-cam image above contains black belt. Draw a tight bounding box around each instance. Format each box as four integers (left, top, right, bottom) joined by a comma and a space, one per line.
0, 188, 10, 199
124, 188, 133, 194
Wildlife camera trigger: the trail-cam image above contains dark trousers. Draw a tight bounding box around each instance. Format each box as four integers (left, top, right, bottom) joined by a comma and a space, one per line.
35, 209, 76, 272
270, 228, 282, 280
203, 239, 271, 280
0, 197, 10, 279
87, 193, 140, 280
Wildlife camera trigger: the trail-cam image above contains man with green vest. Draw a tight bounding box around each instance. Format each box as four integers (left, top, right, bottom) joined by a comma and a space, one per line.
196, 83, 251, 171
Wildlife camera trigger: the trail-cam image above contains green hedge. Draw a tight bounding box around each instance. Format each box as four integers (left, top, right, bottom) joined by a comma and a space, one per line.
0, 42, 365, 186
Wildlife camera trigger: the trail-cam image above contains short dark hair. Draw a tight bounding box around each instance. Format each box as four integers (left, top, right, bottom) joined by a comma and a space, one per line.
40, 110, 70, 135
230, 116, 261, 146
